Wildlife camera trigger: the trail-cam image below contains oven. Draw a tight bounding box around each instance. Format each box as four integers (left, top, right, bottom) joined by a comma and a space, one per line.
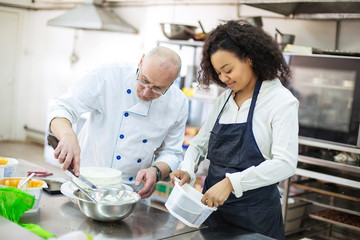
284, 53, 360, 148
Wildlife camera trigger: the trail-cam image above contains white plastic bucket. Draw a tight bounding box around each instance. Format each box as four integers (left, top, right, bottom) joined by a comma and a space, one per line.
165, 181, 217, 228
0, 157, 19, 179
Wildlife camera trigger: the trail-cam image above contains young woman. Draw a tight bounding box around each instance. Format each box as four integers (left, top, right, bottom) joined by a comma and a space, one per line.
171, 20, 299, 239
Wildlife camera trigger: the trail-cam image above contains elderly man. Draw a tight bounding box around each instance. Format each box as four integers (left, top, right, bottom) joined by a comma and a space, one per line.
48, 46, 188, 199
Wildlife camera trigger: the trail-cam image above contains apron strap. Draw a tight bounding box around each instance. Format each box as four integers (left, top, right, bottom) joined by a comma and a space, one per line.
246, 80, 262, 124
216, 91, 233, 122
216, 79, 262, 124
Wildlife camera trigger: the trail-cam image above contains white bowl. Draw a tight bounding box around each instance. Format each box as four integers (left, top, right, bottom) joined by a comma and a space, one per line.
165, 181, 217, 228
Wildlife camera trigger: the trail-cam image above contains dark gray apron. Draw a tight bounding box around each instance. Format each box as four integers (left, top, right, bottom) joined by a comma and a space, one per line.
203, 80, 285, 240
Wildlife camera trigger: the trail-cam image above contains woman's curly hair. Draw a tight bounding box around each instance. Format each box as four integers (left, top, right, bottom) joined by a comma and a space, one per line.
199, 20, 290, 88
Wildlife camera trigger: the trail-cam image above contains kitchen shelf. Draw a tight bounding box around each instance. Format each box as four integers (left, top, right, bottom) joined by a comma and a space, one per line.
309, 209, 360, 232
296, 82, 353, 91
298, 155, 360, 175
295, 168, 360, 189
298, 137, 360, 155
157, 40, 204, 48
297, 157, 360, 183
292, 179, 360, 202
294, 192, 360, 216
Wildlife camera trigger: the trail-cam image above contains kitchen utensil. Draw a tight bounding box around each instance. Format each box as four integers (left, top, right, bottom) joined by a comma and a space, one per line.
64, 169, 100, 203
245, 16, 263, 28
18, 173, 35, 189
65, 169, 97, 190
73, 187, 140, 221
198, 20, 206, 34
47, 134, 98, 190
70, 178, 98, 203
160, 23, 197, 40
68, 171, 99, 203
275, 28, 295, 50
188, 20, 207, 41
275, 28, 283, 36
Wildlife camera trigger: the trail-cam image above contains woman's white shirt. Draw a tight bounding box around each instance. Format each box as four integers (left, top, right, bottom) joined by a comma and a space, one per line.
180, 79, 299, 197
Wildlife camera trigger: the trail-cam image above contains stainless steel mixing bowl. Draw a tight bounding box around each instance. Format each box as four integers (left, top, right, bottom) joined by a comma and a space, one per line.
160, 23, 197, 40
73, 187, 140, 222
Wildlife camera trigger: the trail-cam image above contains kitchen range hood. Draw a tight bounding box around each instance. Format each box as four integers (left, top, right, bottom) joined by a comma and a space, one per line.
239, 0, 360, 19
47, 0, 138, 33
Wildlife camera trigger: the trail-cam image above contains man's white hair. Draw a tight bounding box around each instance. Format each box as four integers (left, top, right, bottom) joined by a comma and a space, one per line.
144, 46, 182, 77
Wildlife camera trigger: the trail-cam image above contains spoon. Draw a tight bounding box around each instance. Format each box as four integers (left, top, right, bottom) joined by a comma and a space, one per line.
18, 173, 35, 189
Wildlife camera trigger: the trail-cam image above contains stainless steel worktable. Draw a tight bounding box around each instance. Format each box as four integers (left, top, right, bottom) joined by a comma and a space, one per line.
5, 159, 273, 240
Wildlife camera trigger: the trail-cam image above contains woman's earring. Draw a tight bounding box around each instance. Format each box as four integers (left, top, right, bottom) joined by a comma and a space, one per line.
249, 58, 253, 68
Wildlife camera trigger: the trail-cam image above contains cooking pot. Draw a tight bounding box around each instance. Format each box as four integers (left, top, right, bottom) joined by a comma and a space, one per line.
275, 28, 295, 50
160, 23, 197, 40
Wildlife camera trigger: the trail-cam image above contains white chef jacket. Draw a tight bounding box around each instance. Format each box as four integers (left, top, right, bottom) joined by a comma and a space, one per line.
48, 62, 189, 186
180, 79, 299, 197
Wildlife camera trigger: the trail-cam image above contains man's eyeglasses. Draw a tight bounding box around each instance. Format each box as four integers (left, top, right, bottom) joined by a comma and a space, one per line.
136, 65, 172, 96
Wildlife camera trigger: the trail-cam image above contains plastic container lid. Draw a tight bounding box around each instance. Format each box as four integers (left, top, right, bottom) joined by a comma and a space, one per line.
165, 180, 217, 228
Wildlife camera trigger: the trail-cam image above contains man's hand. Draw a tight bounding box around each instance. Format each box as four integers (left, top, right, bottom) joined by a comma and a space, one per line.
135, 167, 157, 198
135, 162, 171, 198
54, 132, 81, 175
50, 118, 81, 176
170, 170, 190, 186
201, 177, 233, 208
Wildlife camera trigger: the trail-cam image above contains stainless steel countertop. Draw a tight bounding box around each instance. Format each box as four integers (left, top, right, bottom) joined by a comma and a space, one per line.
4, 159, 273, 240
0, 216, 43, 240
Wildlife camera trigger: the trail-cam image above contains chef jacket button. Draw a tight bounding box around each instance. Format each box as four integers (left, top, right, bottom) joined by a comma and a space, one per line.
129, 177, 133, 181
137, 159, 141, 163
116, 155, 121, 160
124, 112, 129, 117
142, 139, 147, 143
119, 134, 124, 139
127, 89, 131, 94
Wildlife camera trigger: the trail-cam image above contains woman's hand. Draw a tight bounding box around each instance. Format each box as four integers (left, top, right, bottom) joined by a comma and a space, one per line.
170, 170, 191, 186
201, 177, 233, 208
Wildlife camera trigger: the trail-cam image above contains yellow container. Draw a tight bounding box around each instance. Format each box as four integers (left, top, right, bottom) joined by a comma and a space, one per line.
0, 177, 48, 215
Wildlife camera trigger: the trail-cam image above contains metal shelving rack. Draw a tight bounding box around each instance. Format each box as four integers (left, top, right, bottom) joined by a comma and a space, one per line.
282, 137, 360, 239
